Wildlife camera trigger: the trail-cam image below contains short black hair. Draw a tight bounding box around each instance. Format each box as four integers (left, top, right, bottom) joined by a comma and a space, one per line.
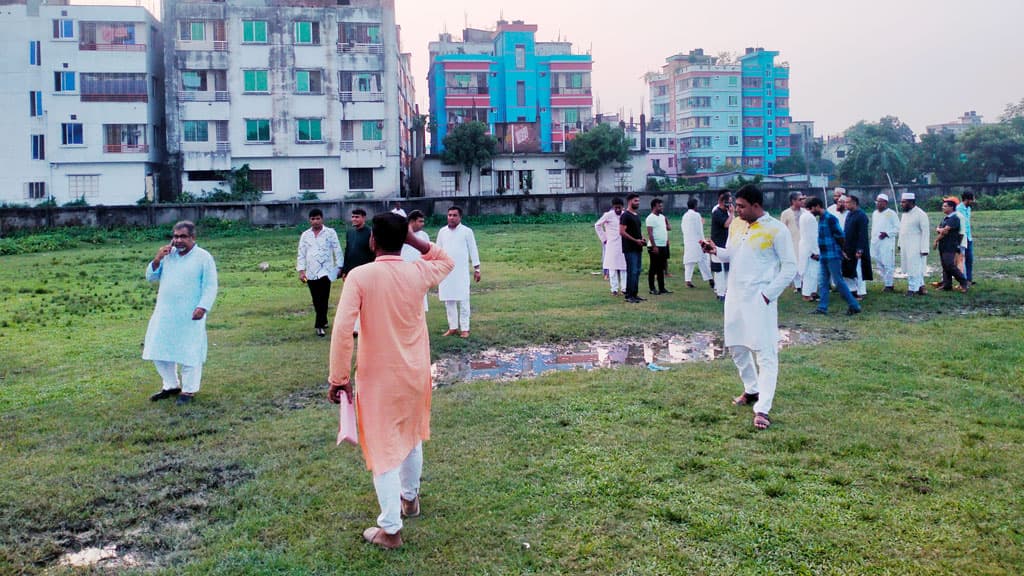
448, 205, 463, 216
626, 193, 640, 201
408, 209, 425, 221
804, 197, 823, 209
650, 198, 663, 209
943, 199, 957, 209
611, 197, 624, 206
351, 208, 367, 217
308, 208, 323, 218
718, 190, 732, 202
734, 184, 763, 207
371, 213, 407, 252
962, 192, 975, 200
847, 195, 860, 206
687, 197, 698, 210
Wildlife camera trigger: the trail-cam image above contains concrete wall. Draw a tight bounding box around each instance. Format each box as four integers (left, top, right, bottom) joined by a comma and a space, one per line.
2, 182, 1019, 234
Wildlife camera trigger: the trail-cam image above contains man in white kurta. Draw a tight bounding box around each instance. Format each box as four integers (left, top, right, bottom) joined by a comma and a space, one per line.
797, 203, 820, 300
898, 193, 930, 295
779, 192, 803, 290
436, 206, 480, 337
143, 221, 218, 405
870, 194, 900, 292
680, 198, 712, 288
703, 185, 796, 430
402, 210, 432, 312
594, 199, 627, 295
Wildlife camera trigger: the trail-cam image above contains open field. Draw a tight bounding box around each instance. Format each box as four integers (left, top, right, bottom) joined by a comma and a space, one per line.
1, 211, 1023, 575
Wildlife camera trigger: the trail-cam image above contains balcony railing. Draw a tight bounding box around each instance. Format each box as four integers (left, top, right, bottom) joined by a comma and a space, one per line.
445, 86, 489, 96
339, 91, 384, 103
551, 87, 592, 96
178, 90, 230, 102
336, 42, 383, 55
176, 40, 228, 52
216, 141, 230, 153
340, 140, 384, 151
80, 43, 146, 52
81, 93, 148, 103
104, 144, 149, 153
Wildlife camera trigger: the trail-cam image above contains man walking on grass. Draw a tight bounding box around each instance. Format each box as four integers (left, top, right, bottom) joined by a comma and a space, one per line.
841, 195, 872, 300
144, 221, 218, 406
935, 199, 970, 293
701, 184, 796, 430
297, 208, 342, 337
807, 197, 862, 316
871, 194, 900, 292
899, 192, 930, 296
619, 193, 646, 303
436, 206, 480, 337
779, 191, 804, 291
709, 191, 733, 301
680, 197, 713, 289
797, 198, 820, 301
957, 192, 976, 283
329, 213, 455, 550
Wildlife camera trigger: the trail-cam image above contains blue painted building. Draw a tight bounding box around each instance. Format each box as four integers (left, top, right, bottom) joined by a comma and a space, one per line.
739, 48, 791, 174
427, 20, 593, 155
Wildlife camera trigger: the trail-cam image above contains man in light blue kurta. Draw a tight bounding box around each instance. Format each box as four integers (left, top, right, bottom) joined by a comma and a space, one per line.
143, 221, 218, 405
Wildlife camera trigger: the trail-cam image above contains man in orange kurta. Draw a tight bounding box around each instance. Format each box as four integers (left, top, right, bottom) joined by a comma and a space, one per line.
328, 213, 454, 550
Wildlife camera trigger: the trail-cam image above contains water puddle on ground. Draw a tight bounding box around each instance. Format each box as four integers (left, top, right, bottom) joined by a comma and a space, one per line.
432, 329, 823, 387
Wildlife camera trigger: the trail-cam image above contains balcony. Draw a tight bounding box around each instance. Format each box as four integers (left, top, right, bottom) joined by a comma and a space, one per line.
178, 90, 230, 102
339, 91, 384, 103
175, 40, 228, 52
80, 42, 146, 52
340, 140, 386, 168
446, 86, 489, 96
336, 42, 383, 55
81, 93, 148, 103
104, 144, 149, 154
340, 140, 384, 151
551, 87, 592, 96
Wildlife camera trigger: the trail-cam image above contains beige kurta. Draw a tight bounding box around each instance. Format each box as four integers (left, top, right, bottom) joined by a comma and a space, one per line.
329, 244, 455, 474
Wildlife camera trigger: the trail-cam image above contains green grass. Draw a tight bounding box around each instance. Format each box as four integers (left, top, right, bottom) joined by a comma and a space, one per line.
1, 211, 1023, 575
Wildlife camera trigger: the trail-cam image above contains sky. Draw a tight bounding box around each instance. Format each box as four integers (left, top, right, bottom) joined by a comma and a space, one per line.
77, 0, 1024, 137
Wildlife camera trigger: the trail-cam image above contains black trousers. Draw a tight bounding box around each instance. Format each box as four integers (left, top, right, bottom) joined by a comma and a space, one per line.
648, 246, 668, 292
307, 276, 332, 328
940, 251, 968, 289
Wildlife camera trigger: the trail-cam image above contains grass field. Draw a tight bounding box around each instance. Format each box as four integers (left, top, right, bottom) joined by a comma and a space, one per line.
1, 210, 1022, 575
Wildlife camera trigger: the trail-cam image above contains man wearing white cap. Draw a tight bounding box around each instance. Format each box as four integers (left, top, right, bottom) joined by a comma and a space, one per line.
871, 194, 900, 292
827, 188, 848, 231
898, 192, 930, 295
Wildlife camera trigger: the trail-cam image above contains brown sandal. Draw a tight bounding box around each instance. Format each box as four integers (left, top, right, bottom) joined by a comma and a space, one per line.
732, 392, 759, 406
753, 412, 771, 430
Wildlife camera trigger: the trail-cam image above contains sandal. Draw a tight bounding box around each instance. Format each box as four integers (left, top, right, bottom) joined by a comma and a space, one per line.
753, 412, 771, 430
732, 392, 759, 406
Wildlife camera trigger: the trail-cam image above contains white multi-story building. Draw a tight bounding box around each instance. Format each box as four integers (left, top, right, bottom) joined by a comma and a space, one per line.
0, 0, 164, 206
163, 0, 414, 201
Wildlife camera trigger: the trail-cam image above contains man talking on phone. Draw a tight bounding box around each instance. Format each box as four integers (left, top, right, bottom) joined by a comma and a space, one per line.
143, 221, 218, 406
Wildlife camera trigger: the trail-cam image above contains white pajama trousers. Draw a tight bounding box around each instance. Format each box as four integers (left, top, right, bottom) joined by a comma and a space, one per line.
372, 442, 423, 534
153, 360, 202, 394
729, 344, 778, 415
902, 250, 927, 292
608, 269, 627, 293
684, 258, 712, 283
801, 257, 820, 298
444, 299, 471, 331
844, 263, 866, 296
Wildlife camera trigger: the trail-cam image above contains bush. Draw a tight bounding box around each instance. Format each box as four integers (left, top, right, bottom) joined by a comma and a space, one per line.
922, 188, 1024, 211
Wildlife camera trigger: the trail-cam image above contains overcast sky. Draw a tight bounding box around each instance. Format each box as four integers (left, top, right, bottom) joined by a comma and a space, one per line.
78, 0, 1024, 137
394, 0, 1024, 136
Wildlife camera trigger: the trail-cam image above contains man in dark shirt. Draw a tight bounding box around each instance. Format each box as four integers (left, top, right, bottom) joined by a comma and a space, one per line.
807, 197, 861, 316
935, 199, 969, 292
619, 193, 646, 303
709, 191, 733, 301
841, 195, 872, 299
342, 208, 374, 279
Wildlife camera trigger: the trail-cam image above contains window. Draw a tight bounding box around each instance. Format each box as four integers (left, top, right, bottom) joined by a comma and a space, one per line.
78, 22, 136, 49
563, 108, 579, 125
728, 76, 737, 86
440, 171, 460, 195
349, 168, 373, 190
187, 171, 221, 182
361, 120, 382, 141
517, 170, 533, 192
356, 73, 379, 92
54, 71, 76, 92
182, 71, 207, 91
248, 169, 272, 192
30, 91, 43, 116
29, 41, 41, 65
566, 169, 582, 190
729, 136, 739, 146
245, 119, 271, 142
516, 81, 525, 107
242, 20, 267, 43
515, 45, 525, 69
340, 22, 381, 44
299, 168, 325, 191
296, 70, 322, 94
53, 19, 74, 39
180, 21, 205, 41
294, 21, 320, 45
728, 95, 738, 106
61, 123, 84, 145
80, 73, 147, 102
743, 117, 762, 128
728, 115, 739, 127
776, 97, 789, 108
296, 118, 322, 142
27, 182, 47, 200
243, 70, 269, 92
183, 120, 209, 142
67, 175, 100, 198
31, 135, 45, 160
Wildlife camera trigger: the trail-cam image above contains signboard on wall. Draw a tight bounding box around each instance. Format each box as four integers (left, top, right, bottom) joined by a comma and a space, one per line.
496, 122, 541, 153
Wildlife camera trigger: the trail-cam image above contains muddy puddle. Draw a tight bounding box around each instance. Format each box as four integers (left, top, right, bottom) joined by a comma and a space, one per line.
431, 329, 825, 387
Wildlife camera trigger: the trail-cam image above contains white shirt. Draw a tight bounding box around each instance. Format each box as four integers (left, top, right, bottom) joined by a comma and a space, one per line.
827, 204, 848, 231
717, 214, 797, 351
680, 209, 706, 264
391, 208, 407, 218
436, 224, 480, 301
402, 229, 431, 311
595, 209, 627, 270
899, 206, 931, 255
645, 212, 669, 247
797, 209, 819, 275
297, 226, 342, 281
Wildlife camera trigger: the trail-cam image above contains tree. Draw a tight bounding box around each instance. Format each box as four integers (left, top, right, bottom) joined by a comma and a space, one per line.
441, 121, 498, 196
912, 131, 966, 183
837, 117, 915, 185
772, 154, 807, 174
565, 123, 631, 192
959, 124, 1024, 181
